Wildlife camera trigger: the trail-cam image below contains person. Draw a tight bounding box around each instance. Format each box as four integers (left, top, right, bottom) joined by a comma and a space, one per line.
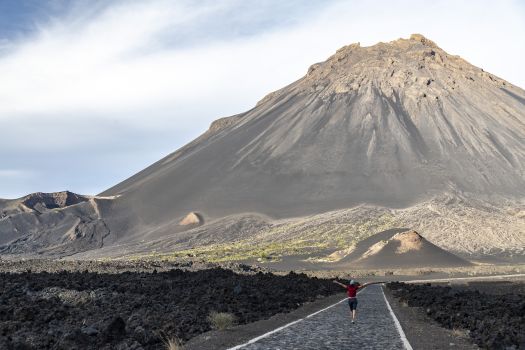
333, 279, 383, 323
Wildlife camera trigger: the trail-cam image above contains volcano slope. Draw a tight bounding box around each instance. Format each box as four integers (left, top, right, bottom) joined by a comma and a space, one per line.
1, 34, 524, 263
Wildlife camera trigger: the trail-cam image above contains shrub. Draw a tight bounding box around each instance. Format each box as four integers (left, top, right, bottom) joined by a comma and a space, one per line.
162, 335, 183, 350
452, 328, 469, 338
208, 311, 237, 330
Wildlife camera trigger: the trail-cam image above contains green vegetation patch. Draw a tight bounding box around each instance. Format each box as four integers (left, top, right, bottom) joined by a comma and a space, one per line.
128, 212, 398, 263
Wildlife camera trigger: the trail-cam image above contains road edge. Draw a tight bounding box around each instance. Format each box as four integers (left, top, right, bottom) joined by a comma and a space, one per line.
184, 292, 347, 350
381, 285, 413, 350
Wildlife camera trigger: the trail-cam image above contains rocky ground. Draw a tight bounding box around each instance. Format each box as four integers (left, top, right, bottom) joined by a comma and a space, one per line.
0, 258, 267, 275
387, 281, 525, 349
0, 263, 339, 350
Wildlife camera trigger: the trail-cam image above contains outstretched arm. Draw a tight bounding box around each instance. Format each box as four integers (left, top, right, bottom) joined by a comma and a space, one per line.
333, 280, 347, 289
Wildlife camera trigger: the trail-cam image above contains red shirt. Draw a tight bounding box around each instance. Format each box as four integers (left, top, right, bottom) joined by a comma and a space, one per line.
347, 285, 359, 298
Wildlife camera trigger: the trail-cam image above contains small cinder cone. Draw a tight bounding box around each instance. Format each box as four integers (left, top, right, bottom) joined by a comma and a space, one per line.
179, 212, 204, 226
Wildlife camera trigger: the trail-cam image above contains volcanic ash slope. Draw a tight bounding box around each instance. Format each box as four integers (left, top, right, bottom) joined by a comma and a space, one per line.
99, 35, 524, 248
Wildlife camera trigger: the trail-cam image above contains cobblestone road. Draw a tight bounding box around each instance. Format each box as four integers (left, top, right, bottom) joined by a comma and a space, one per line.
233, 285, 407, 350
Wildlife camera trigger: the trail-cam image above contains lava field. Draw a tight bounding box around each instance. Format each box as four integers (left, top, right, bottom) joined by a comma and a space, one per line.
0, 267, 339, 349
387, 281, 525, 349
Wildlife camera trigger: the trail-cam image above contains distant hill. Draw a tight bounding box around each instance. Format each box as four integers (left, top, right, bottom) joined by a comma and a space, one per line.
337, 229, 471, 269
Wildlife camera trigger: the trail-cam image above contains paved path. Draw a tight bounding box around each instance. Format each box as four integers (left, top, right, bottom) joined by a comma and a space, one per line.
230, 285, 410, 350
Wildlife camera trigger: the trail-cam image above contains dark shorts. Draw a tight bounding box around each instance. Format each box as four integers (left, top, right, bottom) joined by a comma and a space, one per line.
348, 298, 358, 311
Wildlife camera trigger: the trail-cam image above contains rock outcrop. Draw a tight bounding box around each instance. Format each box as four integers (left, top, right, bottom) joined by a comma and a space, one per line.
392, 230, 423, 253
179, 212, 204, 226
21, 191, 88, 211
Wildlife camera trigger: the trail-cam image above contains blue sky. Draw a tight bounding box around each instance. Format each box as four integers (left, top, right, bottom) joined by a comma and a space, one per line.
1, 0, 524, 199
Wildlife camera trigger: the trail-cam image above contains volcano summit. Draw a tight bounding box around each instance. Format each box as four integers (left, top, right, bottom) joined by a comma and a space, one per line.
1, 35, 524, 263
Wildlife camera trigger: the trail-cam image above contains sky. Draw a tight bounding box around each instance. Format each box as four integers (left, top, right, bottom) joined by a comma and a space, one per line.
1, 0, 524, 199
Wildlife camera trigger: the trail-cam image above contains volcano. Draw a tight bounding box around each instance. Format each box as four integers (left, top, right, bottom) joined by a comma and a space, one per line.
1, 34, 524, 260
103, 35, 524, 215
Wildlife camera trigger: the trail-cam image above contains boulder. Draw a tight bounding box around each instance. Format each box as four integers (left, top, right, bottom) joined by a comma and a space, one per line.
179, 212, 204, 226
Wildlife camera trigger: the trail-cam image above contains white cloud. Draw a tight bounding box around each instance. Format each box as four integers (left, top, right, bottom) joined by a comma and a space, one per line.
0, 1, 225, 117
0, 169, 28, 177
2, 1, 524, 118
0, 38, 10, 50
1, 0, 524, 121
0, 0, 524, 197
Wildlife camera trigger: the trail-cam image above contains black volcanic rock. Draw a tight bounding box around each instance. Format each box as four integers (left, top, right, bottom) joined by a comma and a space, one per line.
0, 267, 340, 349
388, 282, 525, 349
